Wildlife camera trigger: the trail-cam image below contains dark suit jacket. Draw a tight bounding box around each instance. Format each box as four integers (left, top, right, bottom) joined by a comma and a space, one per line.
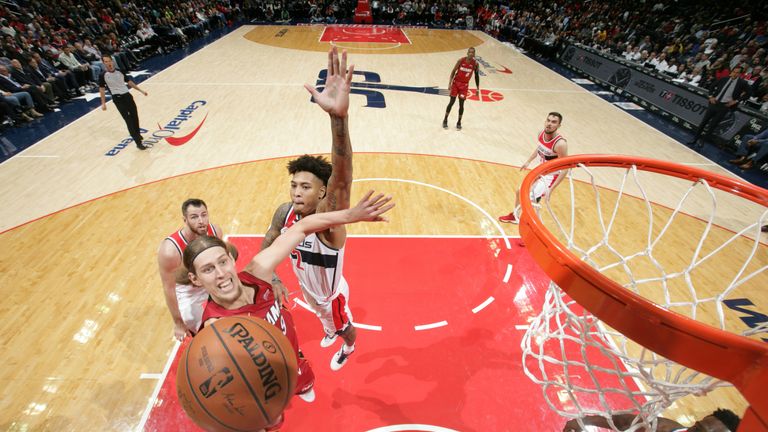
10, 68, 39, 87
710, 76, 750, 103
0, 74, 26, 93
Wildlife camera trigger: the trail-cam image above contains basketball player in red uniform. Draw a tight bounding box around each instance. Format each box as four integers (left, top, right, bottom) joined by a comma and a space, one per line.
442, 47, 480, 131
499, 112, 568, 224
158, 198, 224, 341
261, 47, 360, 371
184, 191, 394, 426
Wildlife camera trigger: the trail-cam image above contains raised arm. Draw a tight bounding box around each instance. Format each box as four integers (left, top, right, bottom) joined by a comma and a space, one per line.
304, 47, 355, 246
245, 191, 394, 282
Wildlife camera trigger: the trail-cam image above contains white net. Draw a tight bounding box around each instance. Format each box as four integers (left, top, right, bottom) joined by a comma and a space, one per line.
521, 162, 768, 431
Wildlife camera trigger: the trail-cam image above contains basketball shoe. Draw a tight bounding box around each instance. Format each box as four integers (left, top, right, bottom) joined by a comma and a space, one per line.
320, 333, 338, 348
498, 213, 518, 224
297, 387, 316, 402
456, 122, 462, 130
330, 345, 354, 371
442, 119, 448, 129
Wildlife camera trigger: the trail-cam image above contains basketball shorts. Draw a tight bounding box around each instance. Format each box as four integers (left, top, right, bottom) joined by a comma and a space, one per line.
302, 282, 354, 336
530, 173, 560, 202
176, 283, 208, 333
450, 81, 469, 99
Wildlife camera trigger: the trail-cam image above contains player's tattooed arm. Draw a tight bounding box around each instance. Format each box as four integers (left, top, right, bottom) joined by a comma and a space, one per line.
261, 202, 292, 307
322, 115, 352, 213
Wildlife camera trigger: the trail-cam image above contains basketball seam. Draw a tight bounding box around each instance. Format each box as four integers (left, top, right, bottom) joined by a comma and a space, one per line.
210, 321, 273, 426
183, 339, 246, 432
239, 316, 296, 411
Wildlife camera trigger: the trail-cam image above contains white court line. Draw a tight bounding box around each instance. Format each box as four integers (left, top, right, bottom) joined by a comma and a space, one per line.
354, 177, 513, 250
139, 373, 162, 380
472, 296, 495, 314
15, 155, 60, 158
330, 40, 402, 50
294, 298, 313, 311
401, 28, 413, 45
366, 425, 460, 432
503, 264, 513, 283
136, 340, 181, 432
415, 321, 448, 331
514, 325, 529, 330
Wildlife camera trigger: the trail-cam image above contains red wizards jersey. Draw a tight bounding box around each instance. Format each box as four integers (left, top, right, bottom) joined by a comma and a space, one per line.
536, 130, 564, 164
200, 271, 314, 395
453, 57, 478, 84
166, 224, 218, 256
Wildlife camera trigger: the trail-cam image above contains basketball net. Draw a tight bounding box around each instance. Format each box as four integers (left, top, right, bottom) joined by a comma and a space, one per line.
519, 156, 768, 431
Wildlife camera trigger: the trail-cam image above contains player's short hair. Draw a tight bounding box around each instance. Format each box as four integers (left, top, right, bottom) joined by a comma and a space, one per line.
178, 236, 238, 282
711, 408, 740, 431
182, 198, 207, 216
287, 155, 332, 186
548, 112, 563, 123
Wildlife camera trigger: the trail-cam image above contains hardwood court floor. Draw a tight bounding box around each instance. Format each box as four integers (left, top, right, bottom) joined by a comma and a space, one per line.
0, 26, 765, 431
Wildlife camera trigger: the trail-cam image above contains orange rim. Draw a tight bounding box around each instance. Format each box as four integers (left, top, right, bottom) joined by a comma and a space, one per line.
519, 154, 768, 429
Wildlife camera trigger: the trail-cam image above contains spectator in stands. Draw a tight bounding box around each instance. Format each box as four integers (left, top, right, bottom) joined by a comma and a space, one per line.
58, 45, 94, 91
729, 127, 768, 170
31, 52, 80, 97
27, 58, 71, 102
0, 64, 56, 113
9, 59, 57, 105
688, 66, 751, 149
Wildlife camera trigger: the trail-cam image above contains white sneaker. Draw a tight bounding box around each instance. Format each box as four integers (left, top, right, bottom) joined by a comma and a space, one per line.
320, 333, 338, 348
330, 345, 354, 371
297, 387, 315, 403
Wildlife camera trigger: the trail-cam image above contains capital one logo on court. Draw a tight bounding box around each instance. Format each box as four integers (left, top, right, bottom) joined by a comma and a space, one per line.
104, 100, 208, 156
312, 69, 504, 109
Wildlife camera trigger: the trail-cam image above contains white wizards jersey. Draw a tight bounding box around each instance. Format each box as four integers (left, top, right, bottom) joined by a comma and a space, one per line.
282, 205, 349, 304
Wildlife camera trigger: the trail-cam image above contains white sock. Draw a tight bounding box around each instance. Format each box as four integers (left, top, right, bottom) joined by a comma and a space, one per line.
342, 343, 355, 354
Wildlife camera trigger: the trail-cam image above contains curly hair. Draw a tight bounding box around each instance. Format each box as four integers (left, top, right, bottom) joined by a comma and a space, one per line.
711, 408, 740, 431
287, 155, 332, 186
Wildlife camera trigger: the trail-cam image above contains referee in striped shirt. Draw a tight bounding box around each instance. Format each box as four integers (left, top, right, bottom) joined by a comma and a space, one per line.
99, 55, 149, 150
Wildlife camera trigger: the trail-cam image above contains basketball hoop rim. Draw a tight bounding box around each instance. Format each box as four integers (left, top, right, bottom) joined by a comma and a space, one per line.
518, 154, 768, 427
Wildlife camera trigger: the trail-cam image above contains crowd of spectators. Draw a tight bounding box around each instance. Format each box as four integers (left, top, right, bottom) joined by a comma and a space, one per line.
2, 0, 768, 165
0, 0, 242, 129
480, 1, 768, 113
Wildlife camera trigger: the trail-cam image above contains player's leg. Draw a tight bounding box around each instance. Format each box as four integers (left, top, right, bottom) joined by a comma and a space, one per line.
443, 96, 456, 128
456, 96, 465, 130
499, 187, 522, 223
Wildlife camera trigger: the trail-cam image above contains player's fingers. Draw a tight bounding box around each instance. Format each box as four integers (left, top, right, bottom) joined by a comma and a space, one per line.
346, 63, 355, 84
331, 46, 339, 76
304, 83, 320, 99
358, 189, 375, 205
340, 49, 347, 78
366, 192, 387, 208
327, 47, 334, 77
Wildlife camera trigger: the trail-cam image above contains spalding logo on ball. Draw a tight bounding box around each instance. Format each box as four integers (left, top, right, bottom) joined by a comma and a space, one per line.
177, 316, 298, 432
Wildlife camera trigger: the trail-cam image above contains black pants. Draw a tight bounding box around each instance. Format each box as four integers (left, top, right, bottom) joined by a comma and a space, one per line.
112, 92, 142, 145
692, 102, 730, 142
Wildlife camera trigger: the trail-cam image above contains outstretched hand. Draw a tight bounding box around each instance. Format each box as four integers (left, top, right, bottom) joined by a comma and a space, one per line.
304, 47, 354, 118
347, 190, 395, 223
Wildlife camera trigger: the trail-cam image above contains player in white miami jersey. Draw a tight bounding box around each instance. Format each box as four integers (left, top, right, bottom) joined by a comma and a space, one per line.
261, 47, 358, 371
499, 112, 568, 224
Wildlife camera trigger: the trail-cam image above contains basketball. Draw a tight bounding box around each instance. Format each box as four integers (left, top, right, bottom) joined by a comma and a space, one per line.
176, 316, 298, 432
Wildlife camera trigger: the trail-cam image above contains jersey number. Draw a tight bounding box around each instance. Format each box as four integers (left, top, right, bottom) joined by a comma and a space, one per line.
290, 249, 304, 270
